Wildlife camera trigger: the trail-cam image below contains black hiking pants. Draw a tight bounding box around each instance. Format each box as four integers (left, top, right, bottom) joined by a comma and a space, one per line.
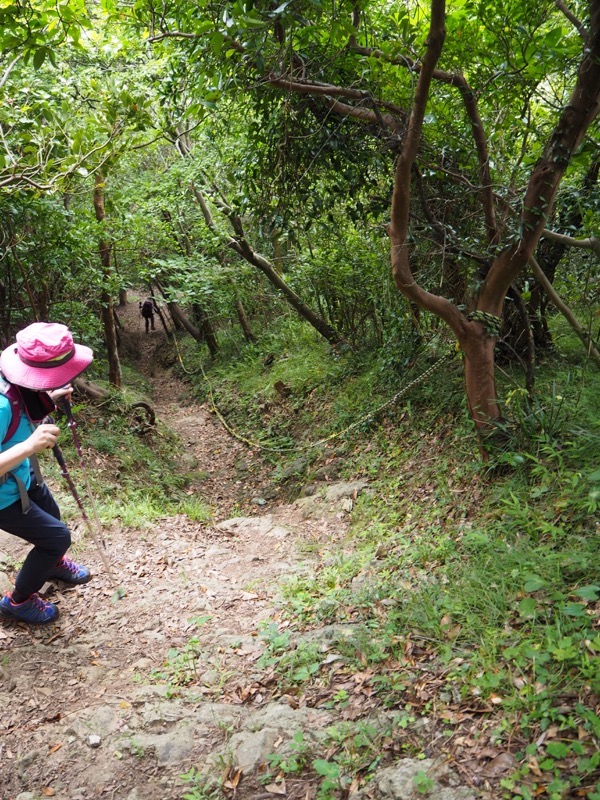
0, 471, 70, 598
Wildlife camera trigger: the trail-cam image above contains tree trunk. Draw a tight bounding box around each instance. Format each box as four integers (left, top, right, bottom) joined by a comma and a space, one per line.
93, 174, 122, 388
101, 291, 121, 387
168, 301, 203, 341
506, 287, 536, 397
191, 182, 343, 345
389, 0, 600, 439
461, 334, 501, 429
235, 298, 256, 343
529, 237, 563, 348
503, 157, 599, 354
155, 279, 204, 342
149, 286, 173, 338
529, 256, 600, 368
192, 303, 219, 356
240, 243, 343, 344
118, 289, 128, 306
189, 183, 257, 344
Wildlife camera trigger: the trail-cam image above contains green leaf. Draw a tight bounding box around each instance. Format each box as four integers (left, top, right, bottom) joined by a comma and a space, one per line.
546, 741, 569, 759
524, 575, 545, 592
33, 47, 47, 69
573, 585, 600, 601
243, 16, 267, 28
518, 597, 537, 618
562, 602, 586, 617
543, 27, 564, 48
313, 759, 339, 777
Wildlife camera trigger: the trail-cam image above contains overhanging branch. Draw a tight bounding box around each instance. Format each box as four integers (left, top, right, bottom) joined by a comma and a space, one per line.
541, 228, 600, 258
350, 43, 498, 244
530, 255, 600, 366
555, 0, 589, 41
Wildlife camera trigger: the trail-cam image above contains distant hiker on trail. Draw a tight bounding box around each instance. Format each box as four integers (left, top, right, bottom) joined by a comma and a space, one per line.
0, 322, 94, 625
139, 298, 156, 334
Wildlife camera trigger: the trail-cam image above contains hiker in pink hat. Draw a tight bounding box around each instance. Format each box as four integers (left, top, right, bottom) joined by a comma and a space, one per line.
0, 323, 94, 624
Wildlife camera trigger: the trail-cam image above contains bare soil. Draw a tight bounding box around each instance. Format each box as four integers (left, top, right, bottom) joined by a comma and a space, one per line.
0, 302, 496, 800
0, 302, 355, 800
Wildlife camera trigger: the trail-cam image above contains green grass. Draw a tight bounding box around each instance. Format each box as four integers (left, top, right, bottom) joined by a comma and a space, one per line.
275, 416, 599, 797
44, 390, 212, 532
167, 314, 600, 799
60, 312, 599, 799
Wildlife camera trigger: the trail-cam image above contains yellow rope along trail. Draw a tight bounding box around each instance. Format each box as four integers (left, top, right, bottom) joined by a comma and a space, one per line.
171, 335, 458, 453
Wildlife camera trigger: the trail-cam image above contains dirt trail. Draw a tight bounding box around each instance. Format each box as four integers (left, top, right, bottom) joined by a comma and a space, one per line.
0, 303, 352, 800
0, 302, 481, 800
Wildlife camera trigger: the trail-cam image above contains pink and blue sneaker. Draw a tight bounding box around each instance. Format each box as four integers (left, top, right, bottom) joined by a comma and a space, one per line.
49, 556, 91, 585
0, 593, 59, 624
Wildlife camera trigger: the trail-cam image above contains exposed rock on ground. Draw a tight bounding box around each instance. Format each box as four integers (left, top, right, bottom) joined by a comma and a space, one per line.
0, 301, 485, 800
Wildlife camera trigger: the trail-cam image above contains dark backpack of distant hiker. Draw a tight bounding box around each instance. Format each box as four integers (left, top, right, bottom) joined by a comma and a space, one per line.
141, 299, 154, 318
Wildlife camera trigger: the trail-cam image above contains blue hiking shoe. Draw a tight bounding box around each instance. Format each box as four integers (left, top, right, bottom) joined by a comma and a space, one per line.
0, 593, 59, 624
49, 556, 91, 585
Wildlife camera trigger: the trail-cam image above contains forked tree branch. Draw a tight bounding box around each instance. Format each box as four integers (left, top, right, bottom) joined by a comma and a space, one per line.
480, 0, 600, 313
555, 0, 589, 40
350, 44, 498, 244
529, 255, 600, 366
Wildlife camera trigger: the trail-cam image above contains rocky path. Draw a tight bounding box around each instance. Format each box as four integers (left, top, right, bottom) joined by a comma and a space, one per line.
0, 302, 480, 800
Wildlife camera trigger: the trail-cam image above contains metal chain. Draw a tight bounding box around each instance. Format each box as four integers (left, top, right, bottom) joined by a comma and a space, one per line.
467, 310, 503, 337
171, 336, 458, 453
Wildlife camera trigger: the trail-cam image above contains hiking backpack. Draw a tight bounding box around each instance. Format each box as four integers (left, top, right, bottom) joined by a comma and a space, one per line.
0, 376, 55, 444
0, 375, 54, 512
0, 376, 23, 445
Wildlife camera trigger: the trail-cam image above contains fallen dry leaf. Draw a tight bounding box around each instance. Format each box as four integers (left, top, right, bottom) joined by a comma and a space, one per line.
42, 789, 56, 797
446, 624, 461, 640
222, 767, 243, 790
527, 757, 543, 778
265, 780, 287, 795
479, 751, 518, 777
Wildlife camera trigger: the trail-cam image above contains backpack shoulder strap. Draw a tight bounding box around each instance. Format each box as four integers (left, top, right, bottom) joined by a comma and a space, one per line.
0, 377, 45, 512
0, 376, 22, 446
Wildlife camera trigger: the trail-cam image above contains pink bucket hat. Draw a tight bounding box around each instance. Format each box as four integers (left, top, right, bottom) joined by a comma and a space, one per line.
0, 322, 94, 390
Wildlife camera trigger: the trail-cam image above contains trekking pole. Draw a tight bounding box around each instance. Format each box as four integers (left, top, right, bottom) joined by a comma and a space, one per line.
52, 400, 124, 595
45, 418, 119, 589
55, 397, 106, 541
